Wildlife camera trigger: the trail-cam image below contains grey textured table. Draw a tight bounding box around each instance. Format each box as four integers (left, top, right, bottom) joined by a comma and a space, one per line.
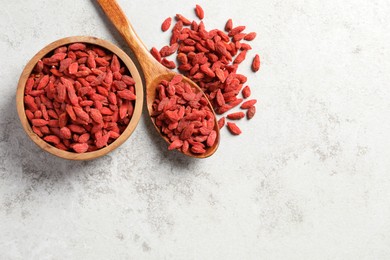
1, 0, 389, 259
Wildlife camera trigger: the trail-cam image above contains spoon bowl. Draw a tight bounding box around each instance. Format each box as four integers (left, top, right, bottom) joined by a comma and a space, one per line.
97, 0, 220, 158
146, 72, 220, 158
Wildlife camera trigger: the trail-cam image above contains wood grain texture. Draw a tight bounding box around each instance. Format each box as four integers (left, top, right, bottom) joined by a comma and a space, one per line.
97, 0, 220, 158
16, 36, 144, 160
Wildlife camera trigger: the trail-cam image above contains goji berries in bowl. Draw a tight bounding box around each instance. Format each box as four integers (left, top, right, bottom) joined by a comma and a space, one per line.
16, 36, 143, 160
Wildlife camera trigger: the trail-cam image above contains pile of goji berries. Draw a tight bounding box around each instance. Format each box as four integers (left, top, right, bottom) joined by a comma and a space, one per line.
151, 4, 260, 136
151, 75, 217, 154
24, 43, 136, 153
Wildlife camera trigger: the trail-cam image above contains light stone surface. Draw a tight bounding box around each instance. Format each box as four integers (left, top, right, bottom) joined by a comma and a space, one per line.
1, 0, 390, 259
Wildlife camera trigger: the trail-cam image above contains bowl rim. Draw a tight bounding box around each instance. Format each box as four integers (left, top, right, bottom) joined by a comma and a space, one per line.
16, 36, 144, 160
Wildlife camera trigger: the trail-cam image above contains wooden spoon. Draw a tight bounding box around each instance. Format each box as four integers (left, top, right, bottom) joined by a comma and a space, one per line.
97, 0, 220, 158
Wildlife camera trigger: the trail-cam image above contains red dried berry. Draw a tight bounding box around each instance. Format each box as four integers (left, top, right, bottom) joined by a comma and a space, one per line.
218, 117, 225, 129
227, 112, 245, 120
161, 58, 176, 69
195, 5, 204, 20
161, 17, 172, 32
229, 26, 246, 37
244, 32, 257, 41
240, 99, 257, 109
242, 86, 251, 98
168, 139, 183, 150
60, 127, 72, 140
72, 143, 89, 153
252, 54, 260, 72
31, 119, 49, 127
176, 14, 191, 25
43, 135, 61, 145
225, 19, 233, 32
227, 122, 241, 135
233, 50, 247, 65
207, 130, 217, 147
247, 106, 256, 119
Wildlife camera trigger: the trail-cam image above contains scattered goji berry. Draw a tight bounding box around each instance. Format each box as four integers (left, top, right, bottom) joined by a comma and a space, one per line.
244, 32, 257, 41
161, 17, 172, 32
195, 5, 204, 20
225, 19, 233, 32
247, 106, 256, 119
161, 58, 176, 69
227, 122, 241, 135
227, 112, 245, 120
252, 54, 260, 72
240, 99, 257, 109
150, 5, 261, 139
242, 85, 251, 99
218, 117, 225, 129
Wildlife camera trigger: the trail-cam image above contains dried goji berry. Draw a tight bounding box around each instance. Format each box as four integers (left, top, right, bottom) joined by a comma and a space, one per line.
96, 133, 110, 148
161, 58, 176, 69
242, 85, 251, 98
161, 17, 172, 32
32, 126, 43, 137
73, 106, 90, 122
111, 55, 120, 73
240, 99, 257, 109
176, 14, 191, 25
228, 26, 246, 37
78, 133, 90, 143
227, 112, 245, 120
168, 139, 183, 150
72, 143, 89, 153
122, 75, 135, 85
68, 62, 79, 74
43, 135, 61, 145
37, 75, 50, 90
244, 32, 257, 41
252, 54, 260, 72
31, 119, 49, 127
69, 43, 86, 51
226, 122, 241, 135
24, 95, 38, 112
225, 19, 233, 32
218, 117, 225, 129
150, 47, 162, 62
195, 5, 204, 20
247, 106, 256, 119
117, 90, 136, 100
233, 50, 247, 64
60, 127, 72, 139
206, 130, 217, 147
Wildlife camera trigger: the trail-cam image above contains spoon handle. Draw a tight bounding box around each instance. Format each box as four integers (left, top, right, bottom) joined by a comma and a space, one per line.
97, 0, 167, 81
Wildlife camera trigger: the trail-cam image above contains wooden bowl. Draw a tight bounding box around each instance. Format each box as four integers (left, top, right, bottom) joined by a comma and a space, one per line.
16, 36, 143, 160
